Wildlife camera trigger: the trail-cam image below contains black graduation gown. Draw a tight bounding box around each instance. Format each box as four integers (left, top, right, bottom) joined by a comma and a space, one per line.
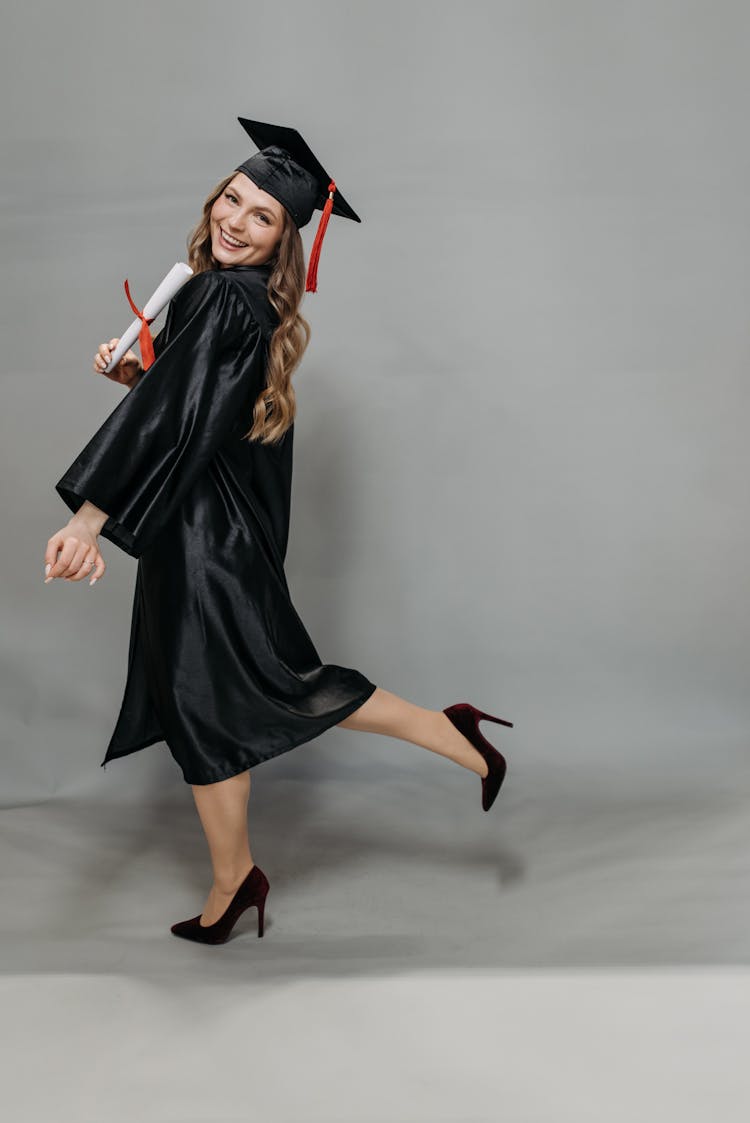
55, 263, 377, 785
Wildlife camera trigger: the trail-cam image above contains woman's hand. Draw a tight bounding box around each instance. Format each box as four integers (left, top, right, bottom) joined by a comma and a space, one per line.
44, 502, 108, 586
94, 338, 142, 389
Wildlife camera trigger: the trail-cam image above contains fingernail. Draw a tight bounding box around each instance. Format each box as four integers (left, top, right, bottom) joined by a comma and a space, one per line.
44, 576, 53, 583
90, 577, 98, 586
45, 564, 51, 575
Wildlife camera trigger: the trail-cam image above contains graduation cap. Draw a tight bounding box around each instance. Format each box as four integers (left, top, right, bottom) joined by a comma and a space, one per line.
234, 117, 361, 293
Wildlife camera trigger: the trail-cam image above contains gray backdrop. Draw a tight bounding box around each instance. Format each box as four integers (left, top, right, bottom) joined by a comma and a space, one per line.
2, 2, 749, 1120
9, 0, 748, 797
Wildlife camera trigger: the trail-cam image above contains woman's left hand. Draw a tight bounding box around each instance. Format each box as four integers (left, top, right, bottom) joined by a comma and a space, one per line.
44, 511, 107, 586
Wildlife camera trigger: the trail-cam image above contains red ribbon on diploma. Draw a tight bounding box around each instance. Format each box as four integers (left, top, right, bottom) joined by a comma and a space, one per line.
123, 278, 156, 370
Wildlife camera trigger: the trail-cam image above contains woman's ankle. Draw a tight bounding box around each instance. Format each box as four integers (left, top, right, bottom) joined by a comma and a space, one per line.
213, 860, 254, 894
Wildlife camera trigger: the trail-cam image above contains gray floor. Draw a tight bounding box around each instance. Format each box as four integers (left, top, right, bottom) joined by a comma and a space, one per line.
1, 751, 748, 1120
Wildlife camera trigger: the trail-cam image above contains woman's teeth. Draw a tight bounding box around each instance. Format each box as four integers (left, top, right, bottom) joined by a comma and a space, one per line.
220, 227, 248, 248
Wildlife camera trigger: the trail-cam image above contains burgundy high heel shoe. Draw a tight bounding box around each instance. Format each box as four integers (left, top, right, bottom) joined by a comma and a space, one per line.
170, 863, 269, 944
443, 703, 513, 812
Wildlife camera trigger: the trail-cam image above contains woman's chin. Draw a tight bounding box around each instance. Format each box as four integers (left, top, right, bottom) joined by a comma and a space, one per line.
213, 244, 236, 266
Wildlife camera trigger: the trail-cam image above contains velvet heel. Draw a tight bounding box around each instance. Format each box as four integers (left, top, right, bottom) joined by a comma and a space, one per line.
170, 863, 270, 944
443, 702, 513, 812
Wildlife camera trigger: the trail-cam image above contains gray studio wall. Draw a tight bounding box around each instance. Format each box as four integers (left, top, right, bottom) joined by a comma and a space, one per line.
3, 0, 748, 802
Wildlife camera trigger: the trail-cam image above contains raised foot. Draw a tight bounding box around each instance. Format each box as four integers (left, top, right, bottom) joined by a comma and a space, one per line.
441, 704, 512, 812
469, 742, 490, 779
439, 712, 489, 777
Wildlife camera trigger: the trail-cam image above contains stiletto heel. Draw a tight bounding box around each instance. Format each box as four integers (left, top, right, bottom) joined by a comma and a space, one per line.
473, 708, 513, 728
443, 702, 513, 812
170, 863, 270, 944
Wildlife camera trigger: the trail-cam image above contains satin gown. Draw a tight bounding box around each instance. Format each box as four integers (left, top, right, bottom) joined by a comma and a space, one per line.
55, 263, 377, 784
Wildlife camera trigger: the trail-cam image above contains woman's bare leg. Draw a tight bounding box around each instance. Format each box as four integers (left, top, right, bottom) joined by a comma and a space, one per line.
337, 687, 492, 777
190, 770, 255, 925
186, 690, 497, 922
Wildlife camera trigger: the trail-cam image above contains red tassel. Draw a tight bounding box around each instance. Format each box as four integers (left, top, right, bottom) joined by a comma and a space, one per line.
305, 180, 336, 293
123, 278, 156, 370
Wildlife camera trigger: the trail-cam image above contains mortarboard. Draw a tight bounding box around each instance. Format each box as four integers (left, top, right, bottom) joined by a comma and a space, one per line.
234, 117, 361, 293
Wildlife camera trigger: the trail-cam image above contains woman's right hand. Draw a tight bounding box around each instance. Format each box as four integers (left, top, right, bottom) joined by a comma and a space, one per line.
93, 338, 142, 388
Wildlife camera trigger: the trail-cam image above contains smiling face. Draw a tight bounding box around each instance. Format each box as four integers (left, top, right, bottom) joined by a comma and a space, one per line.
209, 173, 286, 267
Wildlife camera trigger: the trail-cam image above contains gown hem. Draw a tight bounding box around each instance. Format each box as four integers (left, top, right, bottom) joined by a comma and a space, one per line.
100, 680, 379, 785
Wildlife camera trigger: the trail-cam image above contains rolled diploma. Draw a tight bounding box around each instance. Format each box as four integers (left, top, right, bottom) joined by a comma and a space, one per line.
104, 262, 194, 372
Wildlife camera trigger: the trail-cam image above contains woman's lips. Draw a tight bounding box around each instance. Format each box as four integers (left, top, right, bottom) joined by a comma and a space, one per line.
218, 226, 248, 250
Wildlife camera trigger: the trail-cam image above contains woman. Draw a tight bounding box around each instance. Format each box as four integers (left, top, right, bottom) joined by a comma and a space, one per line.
44, 117, 513, 945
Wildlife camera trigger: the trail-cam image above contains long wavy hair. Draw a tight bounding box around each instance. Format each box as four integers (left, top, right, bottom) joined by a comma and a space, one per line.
185, 171, 311, 445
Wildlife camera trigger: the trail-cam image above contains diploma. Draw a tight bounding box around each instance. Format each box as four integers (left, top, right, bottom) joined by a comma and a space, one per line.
105, 262, 194, 373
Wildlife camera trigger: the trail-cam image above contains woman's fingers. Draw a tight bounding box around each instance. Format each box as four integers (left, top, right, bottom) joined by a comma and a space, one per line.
93, 338, 120, 373
65, 550, 104, 583
44, 532, 105, 585
93, 339, 141, 386
87, 554, 105, 585
45, 532, 70, 580
58, 538, 89, 578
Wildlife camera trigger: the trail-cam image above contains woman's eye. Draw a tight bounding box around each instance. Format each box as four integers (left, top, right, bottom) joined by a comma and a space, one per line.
225, 192, 237, 202
256, 213, 270, 224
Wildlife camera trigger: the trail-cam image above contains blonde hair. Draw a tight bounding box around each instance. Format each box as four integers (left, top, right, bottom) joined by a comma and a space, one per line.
186, 171, 311, 445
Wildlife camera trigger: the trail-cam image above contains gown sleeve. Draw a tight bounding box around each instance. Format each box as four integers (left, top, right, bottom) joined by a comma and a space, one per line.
55, 270, 261, 559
